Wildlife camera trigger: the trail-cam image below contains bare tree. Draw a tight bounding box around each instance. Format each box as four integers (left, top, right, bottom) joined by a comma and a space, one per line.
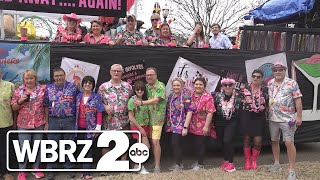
170, 0, 257, 37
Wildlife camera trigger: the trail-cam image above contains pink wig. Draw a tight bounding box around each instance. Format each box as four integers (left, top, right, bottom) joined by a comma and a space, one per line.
221, 78, 236, 85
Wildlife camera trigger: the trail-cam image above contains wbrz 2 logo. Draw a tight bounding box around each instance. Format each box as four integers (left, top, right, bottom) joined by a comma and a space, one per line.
7, 130, 149, 171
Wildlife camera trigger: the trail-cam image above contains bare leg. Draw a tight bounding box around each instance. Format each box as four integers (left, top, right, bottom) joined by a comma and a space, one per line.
285, 140, 296, 171
271, 141, 280, 164
152, 139, 161, 168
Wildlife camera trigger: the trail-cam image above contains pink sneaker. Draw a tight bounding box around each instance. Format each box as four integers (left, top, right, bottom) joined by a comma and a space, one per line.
18, 172, 27, 180
32, 169, 45, 179
219, 161, 229, 169
224, 163, 236, 172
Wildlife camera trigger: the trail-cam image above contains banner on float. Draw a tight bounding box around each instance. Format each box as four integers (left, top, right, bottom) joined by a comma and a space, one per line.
122, 60, 146, 86
0, 42, 50, 87
218, 70, 246, 91
245, 53, 288, 83
166, 57, 220, 97
0, 0, 126, 17
61, 57, 100, 90
292, 54, 320, 121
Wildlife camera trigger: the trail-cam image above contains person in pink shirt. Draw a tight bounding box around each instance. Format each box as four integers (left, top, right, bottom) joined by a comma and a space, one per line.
83, 20, 115, 45
11, 69, 46, 180
76, 76, 104, 179
187, 22, 206, 48
182, 77, 216, 171
152, 23, 177, 47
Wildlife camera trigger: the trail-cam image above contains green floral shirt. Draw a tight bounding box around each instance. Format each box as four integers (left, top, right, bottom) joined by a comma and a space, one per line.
128, 96, 150, 126
116, 29, 145, 45
144, 27, 159, 43
0, 79, 14, 128
146, 80, 166, 126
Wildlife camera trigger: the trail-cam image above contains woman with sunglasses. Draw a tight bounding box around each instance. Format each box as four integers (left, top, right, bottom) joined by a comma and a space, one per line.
145, 13, 160, 44
76, 76, 104, 179
115, 15, 146, 45
183, 77, 216, 170
240, 69, 268, 170
187, 22, 205, 48
166, 78, 192, 171
214, 78, 242, 172
53, 13, 82, 43
83, 20, 114, 45
128, 81, 150, 174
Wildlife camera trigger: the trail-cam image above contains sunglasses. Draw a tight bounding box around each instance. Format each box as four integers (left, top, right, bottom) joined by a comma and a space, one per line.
252, 75, 262, 79
273, 69, 284, 72
151, 18, 159, 21
223, 84, 233, 87
135, 89, 144, 92
127, 19, 135, 22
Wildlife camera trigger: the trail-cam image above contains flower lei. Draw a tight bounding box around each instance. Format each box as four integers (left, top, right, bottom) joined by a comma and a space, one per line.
249, 84, 264, 113
57, 24, 82, 42
220, 90, 235, 120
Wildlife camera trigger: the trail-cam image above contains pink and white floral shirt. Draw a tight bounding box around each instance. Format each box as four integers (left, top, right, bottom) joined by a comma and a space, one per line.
268, 77, 302, 123
98, 80, 132, 130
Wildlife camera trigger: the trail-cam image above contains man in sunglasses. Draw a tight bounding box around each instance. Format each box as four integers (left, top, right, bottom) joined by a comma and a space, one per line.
267, 62, 302, 180
144, 13, 161, 44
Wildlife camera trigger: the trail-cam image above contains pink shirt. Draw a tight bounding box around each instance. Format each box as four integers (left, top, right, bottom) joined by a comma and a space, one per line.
11, 84, 46, 129
83, 33, 113, 44
188, 91, 216, 138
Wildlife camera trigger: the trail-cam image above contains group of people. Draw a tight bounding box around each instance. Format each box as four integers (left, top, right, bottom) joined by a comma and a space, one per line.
0, 61, 302, 180
53, 13, 232, 49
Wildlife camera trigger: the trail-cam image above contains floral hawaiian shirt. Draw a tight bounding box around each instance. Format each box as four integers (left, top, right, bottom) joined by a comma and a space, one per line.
44, 81, 79, 118
241, 83, 268, 113
165, 90, 191, 134
128, 95, 150, 126
146, 80, 166, 126
11, 84, 46, 129
98, 80, 132, 130
0, 80, 14, 128
188, 92, 216, 138
268, 77, 302, 123
76, 92, 104, 139
116, 29, 145, 45
83, 34, 113, 44
144, 27, 159, 43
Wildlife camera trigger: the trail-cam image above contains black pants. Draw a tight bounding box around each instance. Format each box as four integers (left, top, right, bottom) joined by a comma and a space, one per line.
216, 121, 237, 163
171, 133, 183, 165
0, 126, 11, 175
192, 134, 206, 165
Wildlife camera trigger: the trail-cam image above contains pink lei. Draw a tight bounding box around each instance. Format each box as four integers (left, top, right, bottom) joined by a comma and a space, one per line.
220, 90, 236, 120
55, 24, 82, 42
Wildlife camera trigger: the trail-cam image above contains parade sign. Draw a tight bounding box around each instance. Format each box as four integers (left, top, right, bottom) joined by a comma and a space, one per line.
0, 0, 127, 17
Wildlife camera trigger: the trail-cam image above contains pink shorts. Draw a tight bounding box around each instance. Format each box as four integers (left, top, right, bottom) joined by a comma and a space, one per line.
130, 125, 150, 139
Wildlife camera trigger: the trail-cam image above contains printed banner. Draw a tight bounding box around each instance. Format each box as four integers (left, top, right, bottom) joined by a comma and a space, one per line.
0, 42, 50, 87
245, 52, 288, 83
166, 57, 220, 97
219, 70, 246, 91
0, 0, 126, 17
122, 60, 146, 85
61, 57, 100, 89
292, 54, 320, 121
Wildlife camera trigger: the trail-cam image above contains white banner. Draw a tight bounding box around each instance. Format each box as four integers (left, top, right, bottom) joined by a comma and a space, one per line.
166, 57, 220, 97
61, 57, 100, 90
245, 53, 288, 83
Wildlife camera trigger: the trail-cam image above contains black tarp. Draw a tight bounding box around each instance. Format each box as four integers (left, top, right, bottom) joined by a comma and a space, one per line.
50, 44, 320, 150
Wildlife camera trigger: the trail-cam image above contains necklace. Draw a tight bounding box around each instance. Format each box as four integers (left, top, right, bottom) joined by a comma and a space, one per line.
250, 84, 261, 113
220, 91, 235, 120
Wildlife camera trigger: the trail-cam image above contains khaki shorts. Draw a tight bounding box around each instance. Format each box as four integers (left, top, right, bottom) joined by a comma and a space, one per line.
269, 121, 296, 142
150, 126, 163, 140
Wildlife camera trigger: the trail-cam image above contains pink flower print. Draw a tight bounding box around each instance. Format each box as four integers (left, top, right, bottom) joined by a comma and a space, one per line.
136, 41, 143, 46
147, 36, 153, 41
109, 94, 117, 101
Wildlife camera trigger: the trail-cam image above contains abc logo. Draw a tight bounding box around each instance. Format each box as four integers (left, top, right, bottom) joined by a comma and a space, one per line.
129, 143, 149, 163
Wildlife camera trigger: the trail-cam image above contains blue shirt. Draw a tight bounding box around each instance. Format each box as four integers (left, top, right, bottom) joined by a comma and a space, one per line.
209, 33, 232, 49
44, 81, 79, 118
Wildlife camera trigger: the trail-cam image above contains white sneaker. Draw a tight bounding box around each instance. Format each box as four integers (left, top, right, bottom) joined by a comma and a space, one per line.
168, 164, 183, 171
139, 166, 150, 175
190, 162, 198, 169
192, 164, 204, 171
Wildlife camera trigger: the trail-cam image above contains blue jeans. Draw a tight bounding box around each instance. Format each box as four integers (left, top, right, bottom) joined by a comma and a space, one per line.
18, 125, 44, 170
46, 116, 76, 170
